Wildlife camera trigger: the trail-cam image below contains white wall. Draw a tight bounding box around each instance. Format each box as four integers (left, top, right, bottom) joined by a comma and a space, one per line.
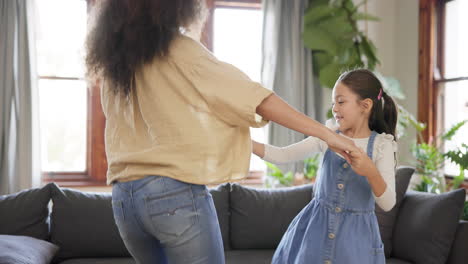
321, 0, 419, 165
368, 0, 419, 165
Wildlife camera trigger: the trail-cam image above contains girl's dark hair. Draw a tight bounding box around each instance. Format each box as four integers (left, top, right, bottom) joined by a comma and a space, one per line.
337, 69, 398, 139
86, 0, 205, 97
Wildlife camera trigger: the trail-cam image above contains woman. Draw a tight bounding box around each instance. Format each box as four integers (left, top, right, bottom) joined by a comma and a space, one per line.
85, 0, 358, 263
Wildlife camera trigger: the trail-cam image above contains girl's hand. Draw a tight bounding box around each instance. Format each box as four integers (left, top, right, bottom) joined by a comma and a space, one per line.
349, 148, 387, 197
326, 133, 358, 163
348, 148, 379, 178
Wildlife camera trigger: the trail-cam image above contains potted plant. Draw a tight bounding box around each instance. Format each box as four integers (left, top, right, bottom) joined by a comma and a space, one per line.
304, 154, 320, 182
264, 162, 293, 188
410, 120, 467, 193
444, 143, 468, 190
264, 155, 321, 188
463, 201, 468, 221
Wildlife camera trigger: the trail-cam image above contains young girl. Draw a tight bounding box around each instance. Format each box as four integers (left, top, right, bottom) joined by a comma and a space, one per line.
253, 69, 398, 264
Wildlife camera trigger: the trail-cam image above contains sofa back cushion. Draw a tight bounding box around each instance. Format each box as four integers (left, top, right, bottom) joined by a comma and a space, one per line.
210, 183, 231, 250
447, 220, 468, 264
49, 183, 232, 260
0, 183, 52, 240
392, 189, 466, 264
50, 184, 130, 260
229, 184, 313, 249
375, 166, 414, 257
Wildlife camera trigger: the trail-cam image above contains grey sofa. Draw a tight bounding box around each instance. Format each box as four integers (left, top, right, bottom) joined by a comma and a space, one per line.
0, 166, 467, 264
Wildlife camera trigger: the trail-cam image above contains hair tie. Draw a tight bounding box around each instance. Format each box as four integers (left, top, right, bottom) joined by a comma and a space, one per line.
377, 88, 383, 100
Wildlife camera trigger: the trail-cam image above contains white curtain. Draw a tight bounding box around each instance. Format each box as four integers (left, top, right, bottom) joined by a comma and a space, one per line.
261, 0, 322, 174
0, 0, 41, 194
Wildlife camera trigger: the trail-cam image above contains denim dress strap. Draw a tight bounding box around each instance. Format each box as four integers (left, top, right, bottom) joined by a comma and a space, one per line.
366, 131, 378, 159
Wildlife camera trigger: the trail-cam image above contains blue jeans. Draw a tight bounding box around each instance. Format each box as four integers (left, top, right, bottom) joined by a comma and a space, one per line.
112, 175, 225, 264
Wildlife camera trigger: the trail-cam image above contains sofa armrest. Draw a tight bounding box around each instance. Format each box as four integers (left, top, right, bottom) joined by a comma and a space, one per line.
447, 220, 468, 264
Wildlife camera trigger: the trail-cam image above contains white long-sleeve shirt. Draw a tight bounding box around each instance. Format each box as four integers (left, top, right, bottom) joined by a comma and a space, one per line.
263, 123, 398, 212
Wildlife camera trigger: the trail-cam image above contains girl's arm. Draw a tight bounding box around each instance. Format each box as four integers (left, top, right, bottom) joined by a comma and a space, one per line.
252, 140, 265, 158
349, 139, 396, 211
252, 137, 323, 164
256, 94, 357, 161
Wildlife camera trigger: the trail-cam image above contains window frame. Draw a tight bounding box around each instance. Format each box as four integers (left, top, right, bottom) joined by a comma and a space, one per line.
41, 0, 107, 186
418, 0, 468, 141
42, 0, 263, 187
203, 0, 265, 184
418, 0, 468, 183
202, 0, 261, 50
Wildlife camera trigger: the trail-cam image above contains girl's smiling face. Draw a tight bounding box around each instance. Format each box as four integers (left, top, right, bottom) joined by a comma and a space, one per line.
332, 82, 369, 133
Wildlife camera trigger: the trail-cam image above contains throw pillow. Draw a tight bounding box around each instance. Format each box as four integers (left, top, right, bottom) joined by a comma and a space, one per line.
375, 166, 414, 257
209, 183, 231, 250
392, 188, 466, 264
0, 235, 59, 264
230, 183, 313, 249
49, 184, 130, 260
0, 183, 53, 240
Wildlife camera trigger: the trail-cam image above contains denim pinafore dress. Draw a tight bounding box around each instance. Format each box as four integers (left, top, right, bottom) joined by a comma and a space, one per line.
272, 131, 385, 264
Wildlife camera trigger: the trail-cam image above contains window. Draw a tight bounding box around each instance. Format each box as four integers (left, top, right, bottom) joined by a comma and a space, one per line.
37, 0, 264, 186
204, 0, 266, 181
439, 0, 468, 176
419, 0, 468, 177
37, 0, 106, 185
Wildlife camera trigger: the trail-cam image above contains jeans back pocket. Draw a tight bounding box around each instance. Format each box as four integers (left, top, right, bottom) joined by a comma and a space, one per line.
144, 187, 197, 243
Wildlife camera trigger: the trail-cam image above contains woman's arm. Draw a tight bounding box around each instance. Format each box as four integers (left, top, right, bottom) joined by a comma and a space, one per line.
256, 94, 357, 160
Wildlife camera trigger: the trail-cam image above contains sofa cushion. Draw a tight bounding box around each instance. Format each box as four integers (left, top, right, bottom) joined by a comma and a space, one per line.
210, 183, 231, 250
385, 258, 412, 264
0, 235, 59, 264
375, 166, 414, 257
59, 258, 135, 264
0, 183, 53, 240
446, 220, 468, 264
225, 250, 274, 264
392, 189, 466, 264
50, 184, 130, 261
230, 184, 313, 249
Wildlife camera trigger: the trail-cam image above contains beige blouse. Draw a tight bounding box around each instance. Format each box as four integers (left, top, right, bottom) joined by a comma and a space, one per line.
100, 34, 273, 185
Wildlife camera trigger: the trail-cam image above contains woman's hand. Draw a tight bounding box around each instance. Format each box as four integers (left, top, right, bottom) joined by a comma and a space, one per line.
325, 133, 358, 163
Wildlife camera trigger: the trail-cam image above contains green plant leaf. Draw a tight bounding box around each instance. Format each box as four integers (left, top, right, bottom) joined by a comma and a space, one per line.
265, 162, 283, 178
373, 72, 405, 100
309, 0, 333, 9
326, 108, 334, 119
303, 27, 339, 54
444, 144, 468, 170
396, 105, 425, 140
442, 120, 467, 141
451, 171, 465, 189
313, 52, 334, 71
304, 5, 337, 25
304, 154, 320, 179
463, 201, 468, 221
411, 142, 445, 176
360, 36, 379, 70
319, 62, 343, 88
353, 12, 380, 21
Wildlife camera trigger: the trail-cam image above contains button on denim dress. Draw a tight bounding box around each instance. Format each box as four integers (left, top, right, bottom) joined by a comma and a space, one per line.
272, 131, 385, 264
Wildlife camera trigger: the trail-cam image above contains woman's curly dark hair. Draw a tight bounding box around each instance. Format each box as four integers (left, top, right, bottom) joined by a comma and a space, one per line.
86, 0, 205, 97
